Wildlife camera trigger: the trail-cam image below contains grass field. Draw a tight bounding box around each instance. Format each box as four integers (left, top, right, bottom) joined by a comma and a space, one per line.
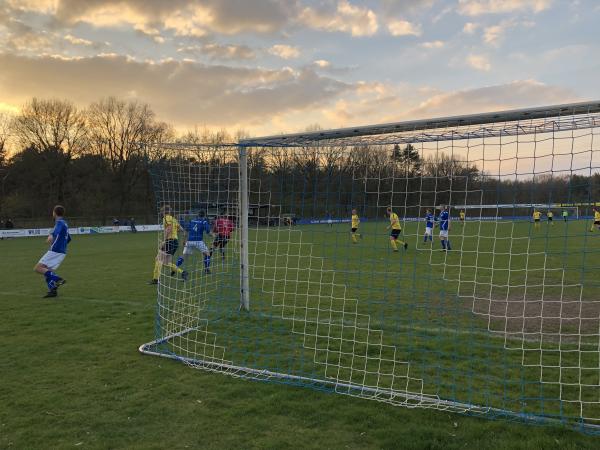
2, 221, 600, 449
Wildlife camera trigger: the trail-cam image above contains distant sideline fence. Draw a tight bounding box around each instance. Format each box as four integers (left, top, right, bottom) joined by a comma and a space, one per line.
2, 215, 591, 239
0, 214, 156, 230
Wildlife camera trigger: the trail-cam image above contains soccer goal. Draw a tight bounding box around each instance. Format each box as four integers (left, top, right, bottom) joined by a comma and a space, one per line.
140, 101, 600, 431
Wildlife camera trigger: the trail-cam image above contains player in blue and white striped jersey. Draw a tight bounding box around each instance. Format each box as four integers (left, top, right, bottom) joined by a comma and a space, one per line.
176, 212, 212, 274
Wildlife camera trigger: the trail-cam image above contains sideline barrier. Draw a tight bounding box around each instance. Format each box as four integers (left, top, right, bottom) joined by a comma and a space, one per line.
298, 216, 590, 225
1, 216, 589, 238
0, 224, 162, 238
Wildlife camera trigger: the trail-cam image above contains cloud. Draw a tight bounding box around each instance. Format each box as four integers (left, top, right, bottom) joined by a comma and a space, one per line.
187, 43, 257, 60
313, 59, 330, 68
18, 0, 296, 37
541, 44, 588, 62
483, 24, 502, 45
298, 0, 378, 37
0, 53, 351, 131
317, 79, 577, 130
387, 19, 422, 37
5, 0, 56, 14
406, 80, 577, 118
483, 19, 534, 46
321, 81, 405, 125
7, 0, 385, 40
63, 33, 110, 49
458, 0, 552, 16
380, 0, 437, 15
462, 22, 479, 34
420, 40, 445, 49
466, 54, 491, 71
0, 16, 55, 53
268, 44, 300, 59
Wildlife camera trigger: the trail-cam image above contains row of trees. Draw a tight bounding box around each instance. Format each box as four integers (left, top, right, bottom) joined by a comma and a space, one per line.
1, 98, 216, 225
1, 97, 599, 227
157, 142, 600, 221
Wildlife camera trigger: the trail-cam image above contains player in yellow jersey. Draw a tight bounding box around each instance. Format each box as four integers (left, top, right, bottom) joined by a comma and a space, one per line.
591, 207, 600, 232
149, 205, 187, 284
459, 210, 465, 226
532, 209, 541, 230
547, 210, 554, 226
386, 207, 408, 252
350, 209, 361, 243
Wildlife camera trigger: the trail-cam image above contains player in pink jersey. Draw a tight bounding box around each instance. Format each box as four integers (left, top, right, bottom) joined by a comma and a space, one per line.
211, 214, 235, 262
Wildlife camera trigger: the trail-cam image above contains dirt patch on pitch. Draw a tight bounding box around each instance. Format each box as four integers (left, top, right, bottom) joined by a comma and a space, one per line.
466, 291, 600, 344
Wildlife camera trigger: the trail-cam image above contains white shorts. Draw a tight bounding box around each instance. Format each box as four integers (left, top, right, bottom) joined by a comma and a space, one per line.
38, 251, 66, 270
183, 240, 209, 255
439, 230, 449, 238
424, 227, 433, 236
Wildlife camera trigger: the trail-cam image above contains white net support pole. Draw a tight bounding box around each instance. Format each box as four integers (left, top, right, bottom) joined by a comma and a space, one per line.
238, 145, 250, 311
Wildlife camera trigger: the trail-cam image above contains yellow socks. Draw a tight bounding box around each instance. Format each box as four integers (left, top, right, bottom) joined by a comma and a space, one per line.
167, 263, 182, 274
390, 239, 398, 251
153, 260, 161, 279
352, 234, 358, 243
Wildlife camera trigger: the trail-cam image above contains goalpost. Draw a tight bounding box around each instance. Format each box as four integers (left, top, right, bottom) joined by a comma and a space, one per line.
140, 101, 600, 431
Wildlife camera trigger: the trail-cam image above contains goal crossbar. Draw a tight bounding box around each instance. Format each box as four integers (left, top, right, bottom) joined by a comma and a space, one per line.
240, 100, 600, 147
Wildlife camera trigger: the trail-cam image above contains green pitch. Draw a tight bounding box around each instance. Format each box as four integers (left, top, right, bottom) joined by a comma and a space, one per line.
1, 221, 599, 448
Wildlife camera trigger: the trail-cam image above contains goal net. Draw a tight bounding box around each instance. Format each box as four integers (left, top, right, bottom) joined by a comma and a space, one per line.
140, 101, 600, 431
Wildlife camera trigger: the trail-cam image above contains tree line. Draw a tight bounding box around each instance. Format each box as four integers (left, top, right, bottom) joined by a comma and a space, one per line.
1, 97, 599, 228
0, 98, 221, 227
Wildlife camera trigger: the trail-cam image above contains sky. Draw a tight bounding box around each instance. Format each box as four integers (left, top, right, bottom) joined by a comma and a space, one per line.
0, 0, 599, 137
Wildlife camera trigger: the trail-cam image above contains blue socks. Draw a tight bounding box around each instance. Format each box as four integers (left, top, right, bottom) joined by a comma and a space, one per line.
441, 240, 451, 250
441, 240, 446, 249
44, 271, 60, 289
175, 255, 211, 269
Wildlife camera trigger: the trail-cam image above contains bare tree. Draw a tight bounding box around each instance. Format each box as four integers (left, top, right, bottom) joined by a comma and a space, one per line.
0, 112, 14, 213
0, 112, 12, 161
11, 99, 87, 203
86, 97, 174, 213
178, 126, 240, 164
12, 98, 87, 155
